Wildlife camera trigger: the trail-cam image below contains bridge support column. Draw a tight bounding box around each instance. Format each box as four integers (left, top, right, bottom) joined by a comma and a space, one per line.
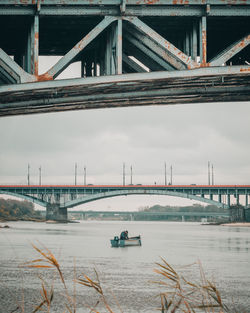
105, 19, 122, 75
227, 194, 231, 207
46, 203, 68, 222
191, 20, 198, 61
236, 194, 240, 205
199, 16, 207, 65
24, 15, 39, 75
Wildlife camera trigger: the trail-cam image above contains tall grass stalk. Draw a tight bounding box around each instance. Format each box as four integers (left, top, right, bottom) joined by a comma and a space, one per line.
153, 258, 234, 313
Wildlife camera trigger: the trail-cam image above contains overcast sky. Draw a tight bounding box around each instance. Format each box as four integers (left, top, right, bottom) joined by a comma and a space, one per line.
0, 57, 250, 210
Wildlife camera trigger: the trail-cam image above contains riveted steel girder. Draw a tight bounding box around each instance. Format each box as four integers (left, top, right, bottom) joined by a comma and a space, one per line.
210, 34, 250, 66
42, 16, 117, 80
0, 1, 250, 17
124, 17, 199, 69
124, 25, 175, 70
0, 48, 35, 84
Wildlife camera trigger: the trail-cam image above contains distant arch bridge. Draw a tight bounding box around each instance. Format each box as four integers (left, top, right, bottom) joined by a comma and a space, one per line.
0, 184, 249, 221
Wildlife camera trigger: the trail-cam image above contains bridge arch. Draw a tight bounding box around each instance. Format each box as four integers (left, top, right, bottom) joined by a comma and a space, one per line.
63, 189, 228, 209
0, 190, 46, 208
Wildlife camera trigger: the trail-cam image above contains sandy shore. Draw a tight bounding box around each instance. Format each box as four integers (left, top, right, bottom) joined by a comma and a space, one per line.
221, 222, 250, 227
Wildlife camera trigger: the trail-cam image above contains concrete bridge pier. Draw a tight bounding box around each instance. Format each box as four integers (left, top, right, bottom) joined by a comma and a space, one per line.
46, 203, 68, 222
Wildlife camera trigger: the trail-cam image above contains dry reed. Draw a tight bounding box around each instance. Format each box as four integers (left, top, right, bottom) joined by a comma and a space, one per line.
19, 244, 240, 313
153, 257, 236, 313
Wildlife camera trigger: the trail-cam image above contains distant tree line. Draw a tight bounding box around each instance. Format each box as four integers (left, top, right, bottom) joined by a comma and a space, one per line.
0, 198, 42, 220
139, 203, 227, 213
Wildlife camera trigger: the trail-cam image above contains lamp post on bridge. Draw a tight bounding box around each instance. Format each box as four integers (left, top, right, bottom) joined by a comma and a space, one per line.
84, 166, 86, 185
75, 163, 77, 185
27, 164, 30, 185
123, 163, 126, 186
39, 166, 41, 185
208, 161, 210, 185
164, 162, 167, 185
208, 161, 215, 185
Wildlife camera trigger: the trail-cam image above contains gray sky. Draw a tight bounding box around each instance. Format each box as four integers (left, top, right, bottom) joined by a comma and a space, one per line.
0, 58, 250, 210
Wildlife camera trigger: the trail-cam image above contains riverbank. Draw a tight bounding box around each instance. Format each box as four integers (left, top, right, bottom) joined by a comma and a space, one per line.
203, 221, 250, 227
0, 216, 45, 223
221, 222, 250, 227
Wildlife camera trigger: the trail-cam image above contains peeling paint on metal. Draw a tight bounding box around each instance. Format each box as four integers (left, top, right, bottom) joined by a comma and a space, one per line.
172, 0, 189, 5
202, 29, 206, 64
240, 67, 250, 72
37, 73, 54, 81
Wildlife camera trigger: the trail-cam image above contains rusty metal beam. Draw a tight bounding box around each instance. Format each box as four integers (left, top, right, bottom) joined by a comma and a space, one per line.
124, 25, 175, 71
199, 16, 207, 65
30, 15, 39, 76
124, 17, 199, 70
0, 0, 249, 4
0, 66, 249, 117
0, 48, 35, 84
42, 16, 117, 80
124, 40, 166, 71
210, 34, 250, 66
116, 19, 122, 74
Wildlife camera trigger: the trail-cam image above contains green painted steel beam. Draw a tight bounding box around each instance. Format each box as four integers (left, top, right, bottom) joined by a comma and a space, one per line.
0, 190, 46, 207
116, 19, 122, 74
0, 65, 249, 93
210, 34, 250, 66
30, 15, 39, 76
62, 189, 228, 208
122, 53, 148, 73
0, 4, 249, 17
0, 0, 249, 5
199, 16, 207, 64
44, 16, 117, 79
124, 39, 168, 71
124, 24, 184, 70
124, 17, 199, 69
0, 48, 35, 84
0, 66, 249, 116
124, 29, 175, 71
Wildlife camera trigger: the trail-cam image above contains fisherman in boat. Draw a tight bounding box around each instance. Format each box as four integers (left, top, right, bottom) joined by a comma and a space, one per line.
120, 230, 129, 240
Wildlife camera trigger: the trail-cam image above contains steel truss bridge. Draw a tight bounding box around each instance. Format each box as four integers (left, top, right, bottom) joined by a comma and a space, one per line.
0, 1, 250, 116
0, 184, 249, 220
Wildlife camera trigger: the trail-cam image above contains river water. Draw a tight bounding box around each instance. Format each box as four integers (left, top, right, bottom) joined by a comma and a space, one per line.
0, 221, 250, 313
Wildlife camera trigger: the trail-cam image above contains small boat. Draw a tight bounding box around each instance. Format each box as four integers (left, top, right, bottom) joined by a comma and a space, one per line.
110, 235, 142, 247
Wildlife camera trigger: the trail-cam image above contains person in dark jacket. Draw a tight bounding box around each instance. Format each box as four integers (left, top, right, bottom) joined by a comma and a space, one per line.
120, 230, 129, 240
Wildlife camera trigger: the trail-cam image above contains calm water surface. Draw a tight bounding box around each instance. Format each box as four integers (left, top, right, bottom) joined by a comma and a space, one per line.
0, 221, 250, 312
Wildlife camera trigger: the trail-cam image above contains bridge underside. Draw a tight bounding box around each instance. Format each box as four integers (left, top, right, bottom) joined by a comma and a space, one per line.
63, 189, 228, 209
0, 1, 249, 116
0, 66, 249, 116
